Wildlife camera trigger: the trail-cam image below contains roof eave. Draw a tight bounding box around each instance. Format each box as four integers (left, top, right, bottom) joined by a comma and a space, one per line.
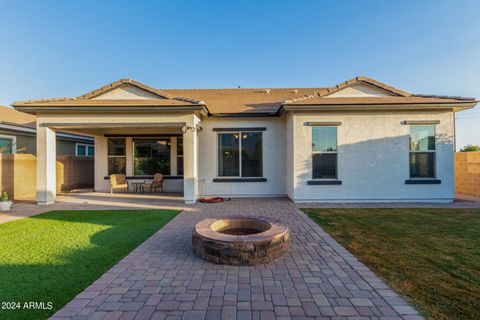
282, 102, 477, 112
12, 105, 208, 115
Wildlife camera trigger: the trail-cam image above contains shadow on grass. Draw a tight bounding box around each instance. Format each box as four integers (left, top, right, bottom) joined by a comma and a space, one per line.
0, 209, 179, 320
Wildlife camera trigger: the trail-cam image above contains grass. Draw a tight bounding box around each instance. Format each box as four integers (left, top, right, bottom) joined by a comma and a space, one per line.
0, 209, 179, 320
303, 208, 480, 320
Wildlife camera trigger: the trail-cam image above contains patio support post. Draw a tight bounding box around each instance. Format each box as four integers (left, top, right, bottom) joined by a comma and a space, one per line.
170, 136, 178, 176
125, 137, 133, 176
36, 125, 56, 205
183, 120, 199, 204
94, 135, 108, 191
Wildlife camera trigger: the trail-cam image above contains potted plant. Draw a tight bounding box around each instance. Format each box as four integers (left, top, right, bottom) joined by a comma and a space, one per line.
0, 191, 12, 211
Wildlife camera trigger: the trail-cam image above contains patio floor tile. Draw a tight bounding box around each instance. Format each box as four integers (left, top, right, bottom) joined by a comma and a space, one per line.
45, 197, 424, 319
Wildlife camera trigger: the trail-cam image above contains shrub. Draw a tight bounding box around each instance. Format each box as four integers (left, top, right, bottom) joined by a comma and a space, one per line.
460, 144, 480, 152
0, 192, 9, 202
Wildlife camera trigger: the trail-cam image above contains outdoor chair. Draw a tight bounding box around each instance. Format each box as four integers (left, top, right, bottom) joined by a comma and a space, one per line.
110, 174, 129, 194
143, 173, 164, 193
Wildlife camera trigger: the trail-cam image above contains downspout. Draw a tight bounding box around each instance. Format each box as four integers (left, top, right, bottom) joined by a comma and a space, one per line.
453, 111, 456, 151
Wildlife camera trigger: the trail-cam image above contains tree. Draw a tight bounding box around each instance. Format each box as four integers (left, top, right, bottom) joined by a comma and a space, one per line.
460, 144, 480, 152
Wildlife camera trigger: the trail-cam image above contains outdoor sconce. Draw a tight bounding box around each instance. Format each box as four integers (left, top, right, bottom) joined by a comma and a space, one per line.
181, 124, 203, 133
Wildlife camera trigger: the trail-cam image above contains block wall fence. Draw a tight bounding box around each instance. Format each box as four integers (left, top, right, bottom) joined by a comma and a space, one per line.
0, 154, 94, 200
454, 152, 480, 197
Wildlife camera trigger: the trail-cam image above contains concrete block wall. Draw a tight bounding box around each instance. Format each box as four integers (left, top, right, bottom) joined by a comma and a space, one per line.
0, 154, 94, 200
455, 152, 480, 197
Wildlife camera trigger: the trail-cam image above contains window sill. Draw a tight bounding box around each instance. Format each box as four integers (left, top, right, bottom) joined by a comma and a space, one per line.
213, 178, 267, 183
307, 180, 342, 185
104, 175, 183, 180
405, 179, 441, 184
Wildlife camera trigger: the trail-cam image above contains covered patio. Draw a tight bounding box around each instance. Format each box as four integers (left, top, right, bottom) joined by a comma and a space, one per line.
13, 79, 206, 205
35, 118, 201, 205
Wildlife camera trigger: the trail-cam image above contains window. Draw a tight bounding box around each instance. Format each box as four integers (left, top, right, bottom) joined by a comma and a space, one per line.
0, 135, 15, 154
218, 132, 262, 177
108, 138, 126, 175
177, 137, 183, 176
133, 138, 171, 175
410, 125, 435, 178
312, 127, 337, 179
76, 144, 94, 156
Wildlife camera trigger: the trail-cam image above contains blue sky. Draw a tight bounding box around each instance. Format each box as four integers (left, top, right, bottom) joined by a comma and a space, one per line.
0, 0, 478, 148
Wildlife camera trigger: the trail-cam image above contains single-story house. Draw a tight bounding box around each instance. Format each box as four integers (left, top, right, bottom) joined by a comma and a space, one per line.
12, 77, 477, 204
0, 106, 94, 155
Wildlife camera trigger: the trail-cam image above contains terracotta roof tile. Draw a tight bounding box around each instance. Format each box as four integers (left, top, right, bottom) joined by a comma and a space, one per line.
11, 77, 475, 115
0, 105, 36, 128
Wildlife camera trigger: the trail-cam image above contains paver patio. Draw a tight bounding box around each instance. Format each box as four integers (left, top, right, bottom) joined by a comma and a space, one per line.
49, 197, 426, 320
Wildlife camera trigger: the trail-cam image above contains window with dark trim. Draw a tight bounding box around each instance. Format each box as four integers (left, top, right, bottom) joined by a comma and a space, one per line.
409, 125, 436, 178
177, 137, 183, 176
218, 131, 263, 177
312, 127, 337, 179
107, 138, 126, 175
133, 138, 171, 175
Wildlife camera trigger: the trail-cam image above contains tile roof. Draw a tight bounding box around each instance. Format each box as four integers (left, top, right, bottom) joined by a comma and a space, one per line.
317, 76, 411, 97
162, 88, 322, 114
0, 105, 36, 128
11, 77, 476, 115
80, 78, 176, 100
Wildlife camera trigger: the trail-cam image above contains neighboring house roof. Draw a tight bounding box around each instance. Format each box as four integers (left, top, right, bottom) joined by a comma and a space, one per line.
0, 106, 93, 142
0, 105, 36, 128
11, 77, 476, 116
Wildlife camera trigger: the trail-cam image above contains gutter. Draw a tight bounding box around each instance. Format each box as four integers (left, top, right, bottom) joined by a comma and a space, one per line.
0, 123, 93, 142
281, 102, 477, 112
13, 105, 209, 115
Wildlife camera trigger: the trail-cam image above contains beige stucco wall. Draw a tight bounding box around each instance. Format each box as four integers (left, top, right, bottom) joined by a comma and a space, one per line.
287, 109, 455, 202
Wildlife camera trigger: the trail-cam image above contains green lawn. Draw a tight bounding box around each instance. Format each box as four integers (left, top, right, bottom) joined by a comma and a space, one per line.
0, 209, 179, 320
303, 208, 480, 320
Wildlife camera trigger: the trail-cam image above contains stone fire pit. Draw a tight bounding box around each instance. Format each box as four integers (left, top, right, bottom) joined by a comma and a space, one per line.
192, 216, 291, 265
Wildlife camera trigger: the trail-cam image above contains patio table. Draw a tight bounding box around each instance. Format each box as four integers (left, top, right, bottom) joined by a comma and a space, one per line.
131, 182, 145, 193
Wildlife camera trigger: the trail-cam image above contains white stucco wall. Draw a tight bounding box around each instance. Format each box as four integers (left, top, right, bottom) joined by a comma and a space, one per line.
287, 110, 455, 202
91, 85, 162, 100
197, 117, 287, 197
327, 83, 391, 97
35, 107, 456, 203
285, 112, 294, 199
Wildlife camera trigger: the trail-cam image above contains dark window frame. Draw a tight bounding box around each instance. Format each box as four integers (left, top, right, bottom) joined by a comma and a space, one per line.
177, 137, 183, 176
409, 125, 436, 179
107, 138, 126, 175
132, 137, 172, 176
311, 126, 338, 180
217, 130, 263, 178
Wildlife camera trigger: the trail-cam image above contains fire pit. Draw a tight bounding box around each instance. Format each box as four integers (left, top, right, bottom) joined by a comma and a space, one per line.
192, 216, 291, 265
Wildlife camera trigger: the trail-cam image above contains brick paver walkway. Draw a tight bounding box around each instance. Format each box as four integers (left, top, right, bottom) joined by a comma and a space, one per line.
51, 198, 424, 320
